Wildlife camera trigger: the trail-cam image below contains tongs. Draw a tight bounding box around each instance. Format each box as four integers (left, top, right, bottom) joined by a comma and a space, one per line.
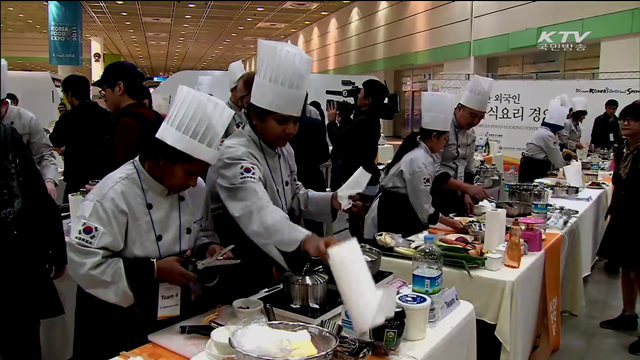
180, 245, 240, 270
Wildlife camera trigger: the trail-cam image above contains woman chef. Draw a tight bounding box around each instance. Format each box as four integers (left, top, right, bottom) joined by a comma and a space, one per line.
431, 75, 493, 216
207, 40, 354, 298
559, 97, 588, 152
67, 85, 234, 359
519, 99, 576, 183
364, 92, 466, 238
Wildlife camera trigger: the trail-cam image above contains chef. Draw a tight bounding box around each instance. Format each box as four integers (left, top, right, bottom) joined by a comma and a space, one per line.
224, 59, 249, 137
207, 40, 355, 298
365, 92, 466, 239
67, 85, 234, 359
559, 97, 588, 151
519, 99, 576, 183
432, 75, 493, 216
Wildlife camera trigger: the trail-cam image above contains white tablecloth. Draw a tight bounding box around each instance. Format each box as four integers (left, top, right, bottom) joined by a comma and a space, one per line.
41, 261, 77, 360
382, 251, 545, 360
549, 186, 612, 315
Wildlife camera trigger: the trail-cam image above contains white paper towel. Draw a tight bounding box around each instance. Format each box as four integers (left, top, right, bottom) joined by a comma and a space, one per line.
68, 193, 85, 231
563, 161, 584, 188
328, 239, 395, 332
489, 141, 499, 156
484, 209, 506, 252
337, 167, 371, 209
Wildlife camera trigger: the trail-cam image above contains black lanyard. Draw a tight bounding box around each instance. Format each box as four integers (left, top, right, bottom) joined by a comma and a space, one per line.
132, 160, 182, 259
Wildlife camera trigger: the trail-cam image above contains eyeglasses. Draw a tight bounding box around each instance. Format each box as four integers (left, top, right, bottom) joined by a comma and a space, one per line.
99, 88, 107, 98
621, 117, 638, 124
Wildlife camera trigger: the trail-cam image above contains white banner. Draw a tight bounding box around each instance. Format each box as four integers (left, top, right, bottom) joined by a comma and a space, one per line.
428, 79, 640, 159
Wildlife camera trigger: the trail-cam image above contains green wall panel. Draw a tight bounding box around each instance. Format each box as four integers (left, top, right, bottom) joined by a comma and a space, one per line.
473, 34, 509, 56
2, 56, 90, 63
537, 20, 584, 41
584, 10, 634, 39
509, 28, 538, 49
414, 42, 471, 64
633, 8, 640, 33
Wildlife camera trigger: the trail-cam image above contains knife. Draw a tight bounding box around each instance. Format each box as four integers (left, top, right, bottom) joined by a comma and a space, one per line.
179, 324, 214, 337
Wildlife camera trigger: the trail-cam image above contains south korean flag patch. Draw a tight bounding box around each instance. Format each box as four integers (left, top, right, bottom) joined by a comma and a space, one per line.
74, 221, 103, 247
422, 176, 431, 188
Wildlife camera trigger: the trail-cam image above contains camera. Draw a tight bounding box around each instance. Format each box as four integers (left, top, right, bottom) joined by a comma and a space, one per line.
326, 80, 399, 120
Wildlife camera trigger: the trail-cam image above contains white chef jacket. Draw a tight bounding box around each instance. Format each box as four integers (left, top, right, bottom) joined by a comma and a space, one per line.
524, 126, 567, 169
559, 119, 582, 151
67, 157, 210, 308
208, 125, 334, 269
437, 115, 476, 182
364, 141, 438, 238
2, 105, 58, 183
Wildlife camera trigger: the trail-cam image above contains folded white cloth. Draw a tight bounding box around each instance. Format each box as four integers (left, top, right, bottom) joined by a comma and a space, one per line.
337, 167, 372, 209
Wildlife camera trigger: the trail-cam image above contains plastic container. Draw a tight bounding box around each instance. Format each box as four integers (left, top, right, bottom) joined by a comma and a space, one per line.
485, 253, 503, 271
396, 293, 431, 341
412, 235, 443, 327
531, 182, 549, 219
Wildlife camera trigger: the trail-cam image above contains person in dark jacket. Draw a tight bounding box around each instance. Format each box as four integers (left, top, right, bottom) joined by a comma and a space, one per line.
327, 79, 387, 192
93, 61, 164, 170
50, 74, 116, 201
289, 103, 331, 236
590, 99, 621, 151
596, 100, 640, 356
0, 122, 67, 360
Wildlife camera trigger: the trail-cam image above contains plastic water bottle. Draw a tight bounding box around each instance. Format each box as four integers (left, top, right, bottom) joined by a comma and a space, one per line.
502, 166, 518, 200
532, 182, 549, 219
412, 235, 443, 328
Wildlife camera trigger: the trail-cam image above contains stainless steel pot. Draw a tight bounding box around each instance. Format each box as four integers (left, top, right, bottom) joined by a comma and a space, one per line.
508, 183, 537, 204
497, 201, 533, 217
283, 266, 328, 306
360, 244, 381, 275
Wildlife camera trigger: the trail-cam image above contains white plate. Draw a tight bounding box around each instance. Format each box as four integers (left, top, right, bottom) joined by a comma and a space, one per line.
203, 339, 236, 360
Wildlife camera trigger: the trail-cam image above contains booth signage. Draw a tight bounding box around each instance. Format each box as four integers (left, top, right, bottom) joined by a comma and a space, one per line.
48, 1, 83, 66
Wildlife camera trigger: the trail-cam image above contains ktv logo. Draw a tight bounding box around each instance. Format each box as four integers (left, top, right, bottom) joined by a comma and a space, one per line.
537, 31, 591, 44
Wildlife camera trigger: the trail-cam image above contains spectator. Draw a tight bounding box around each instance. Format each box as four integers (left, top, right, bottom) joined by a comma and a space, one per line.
0, 59, 59, 200
591, 99, 621, 150
5, 92, 18, 106
309, 100, 326, 122
225, 70, 255, 138
49, 74, 116, 201
92, 61, 164, 169
326, 79, 388, 194
142, 86, 154, 109
0, 121, 67, 360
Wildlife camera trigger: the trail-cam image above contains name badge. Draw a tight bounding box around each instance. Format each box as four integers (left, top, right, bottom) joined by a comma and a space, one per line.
439, 287, 461, 320
610, 133, 614, 142
158, 283, 181, 320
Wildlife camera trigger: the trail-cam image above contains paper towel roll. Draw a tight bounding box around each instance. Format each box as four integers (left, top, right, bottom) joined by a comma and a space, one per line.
484, 209, 507, 252
68, 193, 85, 231
489, 141, 499, 156
328, 239, 394, 332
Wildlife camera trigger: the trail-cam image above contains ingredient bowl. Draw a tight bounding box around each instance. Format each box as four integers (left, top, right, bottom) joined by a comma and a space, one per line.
360, 244, 382, 275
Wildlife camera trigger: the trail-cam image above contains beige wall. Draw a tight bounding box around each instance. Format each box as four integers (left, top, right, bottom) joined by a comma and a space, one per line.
599, 34, 640, 73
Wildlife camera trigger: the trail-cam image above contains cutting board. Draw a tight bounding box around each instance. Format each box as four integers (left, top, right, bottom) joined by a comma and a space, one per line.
148, 306, 236, 359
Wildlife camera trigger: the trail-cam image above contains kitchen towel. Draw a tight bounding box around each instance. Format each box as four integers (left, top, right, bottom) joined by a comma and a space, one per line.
563, 161, 584, 188
336, 167, 372, 209
328, 238, 395, 332
484, 209, 507, 252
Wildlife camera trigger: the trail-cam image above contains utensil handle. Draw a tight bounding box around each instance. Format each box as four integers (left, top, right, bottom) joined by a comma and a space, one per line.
264, 304, 277, 321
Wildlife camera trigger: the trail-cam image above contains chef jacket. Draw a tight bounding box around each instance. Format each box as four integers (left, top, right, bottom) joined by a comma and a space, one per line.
559, 119, 582, 151
524, 126, 567, 169
436, 116, 476, 185
224, 98, 246, 138
209, 125, 334, 269
67, 157, 213, 308
2, 105, 58, 183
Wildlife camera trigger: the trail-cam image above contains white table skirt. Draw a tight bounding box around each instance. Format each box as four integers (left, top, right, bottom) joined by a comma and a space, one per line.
382, 252, 544, 360
41, 270, 77, 360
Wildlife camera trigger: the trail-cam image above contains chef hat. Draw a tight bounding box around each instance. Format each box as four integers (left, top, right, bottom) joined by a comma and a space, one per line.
1, 59, 7, 99
571, 97, 588, 112
195, 75, 214, 95
554, 94, 572, 109
545, 101, 571, 127
156, 85, 234, 164
228, 60, 245, 90
460, 75, 493, 112
251, 40, 312, 117
421, 92, 456, 131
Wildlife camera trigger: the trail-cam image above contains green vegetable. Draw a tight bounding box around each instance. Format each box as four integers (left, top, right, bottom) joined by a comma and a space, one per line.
393, 247, 416, 257
444, 258, 473, 279
434, 239, 468, 254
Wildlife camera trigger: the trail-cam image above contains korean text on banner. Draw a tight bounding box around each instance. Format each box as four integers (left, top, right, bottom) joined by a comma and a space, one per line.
48, 1, 83, 66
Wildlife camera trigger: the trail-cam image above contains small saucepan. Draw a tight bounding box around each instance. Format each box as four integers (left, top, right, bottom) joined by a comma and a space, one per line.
496, 201, 533, 217
283, 263, 328, 306
360, 244, 382, 276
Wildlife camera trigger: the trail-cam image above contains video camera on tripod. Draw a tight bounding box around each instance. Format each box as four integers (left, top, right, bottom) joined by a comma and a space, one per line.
325, 80, 399, 121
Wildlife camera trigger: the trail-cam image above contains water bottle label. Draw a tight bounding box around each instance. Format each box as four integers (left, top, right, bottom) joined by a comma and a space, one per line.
412, 271, 442, 295
532, 202, 549, 214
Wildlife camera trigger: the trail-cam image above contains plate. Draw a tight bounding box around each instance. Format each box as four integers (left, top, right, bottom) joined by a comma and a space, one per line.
204, 339, 236, 360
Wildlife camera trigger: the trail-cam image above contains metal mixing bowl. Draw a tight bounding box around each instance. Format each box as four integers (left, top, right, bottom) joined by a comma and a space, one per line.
360, 244, 381, 275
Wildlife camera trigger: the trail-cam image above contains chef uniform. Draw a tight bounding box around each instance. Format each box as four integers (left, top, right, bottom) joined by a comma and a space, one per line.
223, 60, 248, 138
559, 97, 588, 151
67, 85, 233, 359
208, 40, 334, 297
365, 92, 456, 238
519, 100, 570, 183
432, 75, 493, 215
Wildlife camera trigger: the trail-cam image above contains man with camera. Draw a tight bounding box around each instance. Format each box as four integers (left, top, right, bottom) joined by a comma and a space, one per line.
327, 79, 388, 193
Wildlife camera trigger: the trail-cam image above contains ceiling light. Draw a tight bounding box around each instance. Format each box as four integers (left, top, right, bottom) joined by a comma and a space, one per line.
281, 35, 285, 38
224, 39, 230, 42
17, 60, 21, 63
121, 12, 127, 16
219, 46, 223, 49
291, 28, 297, 32
125, 21, 131, 25
185, 14, 192, 18
128, 29, 134, 32
27, 19, 33, 23
343, 1, 350, 3
304, 20, 311, 25
115, 1, 124, 4
188, 3, 196, 7
35, 25, 40, 28
42, 29, 47, 33
231, 33, 237, 36
181, 30, 186, 34
321, 11, 329, 15
246, 17, 253, 21
257, 6, 264, 11
8, 28, 12, 31
238, 26, 244, 30
8, 7, 13, 10
183, 24, 189, 27
18, 14, 24, 17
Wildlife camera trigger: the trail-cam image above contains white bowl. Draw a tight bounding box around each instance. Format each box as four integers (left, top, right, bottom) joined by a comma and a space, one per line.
232, 298, 264, 320
210, 327, 236, 356
205, 339, 236, 360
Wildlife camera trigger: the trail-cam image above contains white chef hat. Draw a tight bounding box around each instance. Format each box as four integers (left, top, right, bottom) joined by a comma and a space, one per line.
1, 59, 7, 99
571, 97, 588, 112
545, 100, 571, 127
251, 40, 312, 117
460, 75, 493, 112
156, 85, 234, 164
228, 60, 245, 90
554, 94, 572, 109
195, 75, 214, 95
421, 92, 456, 131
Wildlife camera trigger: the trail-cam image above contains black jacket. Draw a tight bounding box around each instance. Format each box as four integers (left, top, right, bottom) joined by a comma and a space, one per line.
289, 114, 330, 192
0, 123, 66, 321
50, 101, 116, 195
327, 108, 381, 186
590, 112, 621, 150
